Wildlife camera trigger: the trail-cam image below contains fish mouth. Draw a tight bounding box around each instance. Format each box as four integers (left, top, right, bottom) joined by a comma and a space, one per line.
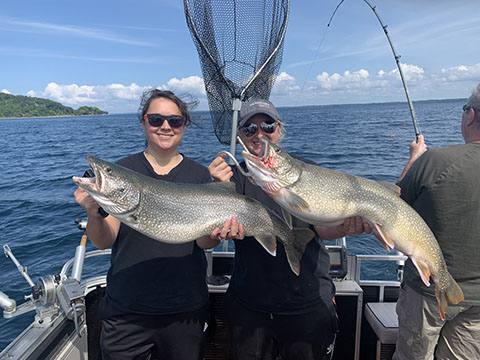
72, 157, 104, 195
238, 136, 269, 168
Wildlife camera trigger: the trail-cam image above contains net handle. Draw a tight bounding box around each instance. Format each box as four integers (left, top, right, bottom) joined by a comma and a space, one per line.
229, 98, 242, 163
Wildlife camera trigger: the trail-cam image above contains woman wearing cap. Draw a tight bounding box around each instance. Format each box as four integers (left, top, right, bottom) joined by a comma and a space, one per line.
208, 98, 371, 360
74, 89, 238, 360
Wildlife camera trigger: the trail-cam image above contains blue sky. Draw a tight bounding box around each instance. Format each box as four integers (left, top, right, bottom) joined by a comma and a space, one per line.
1, 0, 478, 113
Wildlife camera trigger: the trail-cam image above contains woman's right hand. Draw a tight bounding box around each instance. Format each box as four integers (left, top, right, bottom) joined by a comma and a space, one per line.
74, 187, 102, 218
208, 153, 233, 182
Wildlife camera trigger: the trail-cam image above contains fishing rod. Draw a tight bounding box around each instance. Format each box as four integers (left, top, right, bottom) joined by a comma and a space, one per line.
363, 0, 421, 138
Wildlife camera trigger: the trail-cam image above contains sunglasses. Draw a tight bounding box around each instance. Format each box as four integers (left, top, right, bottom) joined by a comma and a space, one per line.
463, 104, 480, 112
144, 113, 185, 128
239, 120, 278, 137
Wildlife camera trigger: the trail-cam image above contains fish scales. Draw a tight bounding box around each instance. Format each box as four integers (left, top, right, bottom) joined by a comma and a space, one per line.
293, 164, 445, 270
73, 156, 315, 276
240, 137, 464, 319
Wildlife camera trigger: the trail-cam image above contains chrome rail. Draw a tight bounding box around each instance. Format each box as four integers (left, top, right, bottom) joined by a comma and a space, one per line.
60, 249, 111, 280
356, 253, 407, 302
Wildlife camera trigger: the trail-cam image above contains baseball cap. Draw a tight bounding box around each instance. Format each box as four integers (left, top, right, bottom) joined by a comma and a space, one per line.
238, 99, 280, 127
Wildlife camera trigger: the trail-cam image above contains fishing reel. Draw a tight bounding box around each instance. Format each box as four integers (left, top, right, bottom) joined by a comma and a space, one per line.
1, 242, 86, 336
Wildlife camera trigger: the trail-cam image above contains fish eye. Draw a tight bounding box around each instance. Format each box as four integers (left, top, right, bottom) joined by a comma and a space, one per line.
275, 148, 282, 153
106, 167, 112, 174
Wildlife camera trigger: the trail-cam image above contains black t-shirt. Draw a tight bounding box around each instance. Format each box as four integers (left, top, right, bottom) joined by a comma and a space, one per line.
100, 152, 212, 316
228, 157, 335, 315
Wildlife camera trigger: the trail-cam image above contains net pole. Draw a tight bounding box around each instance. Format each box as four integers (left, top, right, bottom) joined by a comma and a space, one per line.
363, 0, 421, 138
229, 98, 242, 162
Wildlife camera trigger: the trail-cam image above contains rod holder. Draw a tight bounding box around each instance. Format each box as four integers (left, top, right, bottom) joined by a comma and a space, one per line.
71, 235, 87, 282
3, 245, 35, 288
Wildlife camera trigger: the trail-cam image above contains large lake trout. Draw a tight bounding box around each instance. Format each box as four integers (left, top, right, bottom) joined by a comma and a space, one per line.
73, 156, 314, 275
238, 137, 463, 319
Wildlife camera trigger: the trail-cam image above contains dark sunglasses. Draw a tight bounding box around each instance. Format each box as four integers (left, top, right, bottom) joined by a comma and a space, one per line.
239, 120, 278, 137
463, 104, 479, 112
144, 113, 185, 128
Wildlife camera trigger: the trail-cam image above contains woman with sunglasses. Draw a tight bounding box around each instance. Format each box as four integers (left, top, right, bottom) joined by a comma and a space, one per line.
74, 89, 237, 360
208, 98, 372, 360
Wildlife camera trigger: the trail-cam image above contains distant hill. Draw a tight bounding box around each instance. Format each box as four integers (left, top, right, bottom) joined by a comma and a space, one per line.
0, 93, 108, 118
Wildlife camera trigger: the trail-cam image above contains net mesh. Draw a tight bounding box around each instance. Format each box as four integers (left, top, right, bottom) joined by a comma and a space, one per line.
184, 0, 289, 144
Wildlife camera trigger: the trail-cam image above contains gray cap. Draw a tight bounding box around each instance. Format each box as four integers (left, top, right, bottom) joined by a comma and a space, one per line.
238, 98, 280, 127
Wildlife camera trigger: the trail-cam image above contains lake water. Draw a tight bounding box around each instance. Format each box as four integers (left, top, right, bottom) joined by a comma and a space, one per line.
0, 98, 466, 349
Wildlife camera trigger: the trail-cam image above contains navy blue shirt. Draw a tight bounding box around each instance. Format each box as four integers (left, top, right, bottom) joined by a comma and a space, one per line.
100, 152, 212, 316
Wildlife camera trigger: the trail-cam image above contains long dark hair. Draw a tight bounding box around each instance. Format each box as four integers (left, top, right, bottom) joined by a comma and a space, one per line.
138, 89, 199, 127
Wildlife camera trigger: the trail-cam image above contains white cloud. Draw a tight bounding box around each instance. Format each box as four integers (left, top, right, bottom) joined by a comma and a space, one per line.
27, 82, 151, 112
392, 64, 425, 82
272, 71, 300, 94
24, 62, 480, 113
316, 69, 370, 90
161, 76, 206, 95
270, 63, 461, 107
26, 77, 209, 113
440, 63, 480, 82
313, 64, 424, 92
1, 89, 10, 94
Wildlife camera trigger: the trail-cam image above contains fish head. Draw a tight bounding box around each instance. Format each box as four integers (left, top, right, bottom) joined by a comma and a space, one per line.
72, 156, 141, 216
240, 137, 302, 193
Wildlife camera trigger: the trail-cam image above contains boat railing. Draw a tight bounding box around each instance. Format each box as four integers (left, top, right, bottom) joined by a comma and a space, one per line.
356, 254, 407, 302
60, 249, 111, 281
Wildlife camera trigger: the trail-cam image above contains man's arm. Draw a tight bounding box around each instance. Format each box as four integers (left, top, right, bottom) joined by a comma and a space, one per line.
397, 135, 428, 183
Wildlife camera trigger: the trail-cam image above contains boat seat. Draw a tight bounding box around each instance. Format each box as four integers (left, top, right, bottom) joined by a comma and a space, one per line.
365, 302, 398, 344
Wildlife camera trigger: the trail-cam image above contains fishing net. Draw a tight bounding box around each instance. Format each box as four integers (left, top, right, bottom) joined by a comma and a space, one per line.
184, 0, 290, 145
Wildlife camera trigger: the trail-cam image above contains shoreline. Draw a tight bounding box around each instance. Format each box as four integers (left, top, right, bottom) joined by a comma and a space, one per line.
0, 113, 108, 120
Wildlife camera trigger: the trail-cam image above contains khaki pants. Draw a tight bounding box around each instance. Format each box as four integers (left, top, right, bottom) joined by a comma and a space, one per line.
393, 285, 480, 360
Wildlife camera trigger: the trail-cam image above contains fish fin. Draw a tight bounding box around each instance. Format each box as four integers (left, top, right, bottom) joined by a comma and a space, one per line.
411, 258, 431, 287
435, 287, 447, 321
434, 272, 464, 321
264, 180, 285, 193
205, 181, 237, 192
372, 223, 395, 251
254, 234, 277, 257
375, 181, 401, 196
445, 273, 464, 304
281, 208, 293, 230
285, 189, 309, 211
434, 272, 464, 320
283, 228, 315, 276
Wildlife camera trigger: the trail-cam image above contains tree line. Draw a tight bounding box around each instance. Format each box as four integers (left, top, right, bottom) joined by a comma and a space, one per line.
0, 93, 108, 118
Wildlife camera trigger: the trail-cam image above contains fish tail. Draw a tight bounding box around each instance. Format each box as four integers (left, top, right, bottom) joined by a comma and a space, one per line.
435, 272, 464, 321
283, 228, 315, 276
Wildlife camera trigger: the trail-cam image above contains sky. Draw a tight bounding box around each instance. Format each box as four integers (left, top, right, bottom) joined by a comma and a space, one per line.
1, 0, 479, 113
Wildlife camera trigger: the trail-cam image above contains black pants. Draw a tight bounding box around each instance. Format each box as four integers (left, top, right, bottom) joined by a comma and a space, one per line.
225, 294, 338, 360
100, 305, 208, 360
